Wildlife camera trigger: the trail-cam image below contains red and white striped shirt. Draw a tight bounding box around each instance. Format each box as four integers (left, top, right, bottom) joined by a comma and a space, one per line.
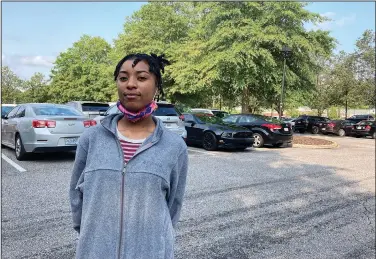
117, 127, 145, 164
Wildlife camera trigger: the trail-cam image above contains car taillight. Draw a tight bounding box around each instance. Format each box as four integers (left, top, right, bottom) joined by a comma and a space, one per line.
328, 123, 335, 128
262, 124, 282, 131
32, 120, 56, 128
365, 125, 371, 131
179, 115, 185, 121
83, 120, 97, 127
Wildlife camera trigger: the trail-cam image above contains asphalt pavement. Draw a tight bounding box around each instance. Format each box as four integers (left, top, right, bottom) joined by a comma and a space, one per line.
1, 135, 375, 259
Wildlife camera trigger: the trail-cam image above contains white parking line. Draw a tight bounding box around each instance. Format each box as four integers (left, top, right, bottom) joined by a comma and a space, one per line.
1, 153, 27, 172
187, 148, 224, 156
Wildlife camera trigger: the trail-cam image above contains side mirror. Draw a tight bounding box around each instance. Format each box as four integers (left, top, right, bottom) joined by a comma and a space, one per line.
185, 120, 195, 126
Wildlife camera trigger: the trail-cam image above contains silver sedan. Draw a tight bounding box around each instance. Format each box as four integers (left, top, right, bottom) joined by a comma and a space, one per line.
1, 103, 97, 160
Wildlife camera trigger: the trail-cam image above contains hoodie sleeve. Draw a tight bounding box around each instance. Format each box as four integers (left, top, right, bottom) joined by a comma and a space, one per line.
69, 140, 88, 234
168, 146, 189, 228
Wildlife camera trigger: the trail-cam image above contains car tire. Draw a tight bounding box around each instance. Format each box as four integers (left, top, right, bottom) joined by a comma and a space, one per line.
202, 132, 218, 151
355, 135, 361, 138
338, 129, 346, 137
15, 134, 28, 161
252, 133, 264, 148
298, 129, 305, 134
372, 132, 376, 139
272, 143, 284, 148
311, 126, 319, 134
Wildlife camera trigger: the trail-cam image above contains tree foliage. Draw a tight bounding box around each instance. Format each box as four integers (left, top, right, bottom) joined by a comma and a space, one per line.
1, 66, 24, 103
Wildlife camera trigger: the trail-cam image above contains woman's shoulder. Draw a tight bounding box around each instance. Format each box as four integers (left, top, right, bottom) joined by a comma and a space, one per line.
77, 123, 107, 147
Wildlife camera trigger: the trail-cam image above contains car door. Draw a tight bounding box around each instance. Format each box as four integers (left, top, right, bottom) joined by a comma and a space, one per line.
184, 114, 200, 142
9, 106, 26, 146
2, 106, 20, 146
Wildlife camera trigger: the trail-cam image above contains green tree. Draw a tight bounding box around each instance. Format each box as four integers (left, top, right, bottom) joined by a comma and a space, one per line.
169, 2, 336, 113
21, 72, 49, 103
354, 29, 375, 108
49, 35, 113, 103
1, 66, 24, 103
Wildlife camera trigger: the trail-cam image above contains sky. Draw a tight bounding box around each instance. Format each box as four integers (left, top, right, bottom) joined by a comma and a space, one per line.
1, 2, 375, 80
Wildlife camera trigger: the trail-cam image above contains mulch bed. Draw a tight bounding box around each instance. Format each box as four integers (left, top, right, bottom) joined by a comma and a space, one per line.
293, 136, 334, 146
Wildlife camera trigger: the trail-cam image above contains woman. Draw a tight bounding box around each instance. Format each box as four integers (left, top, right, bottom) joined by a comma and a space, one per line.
69, 53, 188, 259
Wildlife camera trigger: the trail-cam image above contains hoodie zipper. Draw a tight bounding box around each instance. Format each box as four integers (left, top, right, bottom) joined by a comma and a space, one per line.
100, 118, 159, 259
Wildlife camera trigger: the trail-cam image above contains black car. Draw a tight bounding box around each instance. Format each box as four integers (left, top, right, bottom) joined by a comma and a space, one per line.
294, 115, 331, 134
321, 120, 355, 136
222, 114, 292, 148
353, 121, 376, 139
346, 114, 375, 124
182, 113, 254, 151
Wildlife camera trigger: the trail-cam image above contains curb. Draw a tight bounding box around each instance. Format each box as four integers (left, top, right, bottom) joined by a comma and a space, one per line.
293, 141, 339, 149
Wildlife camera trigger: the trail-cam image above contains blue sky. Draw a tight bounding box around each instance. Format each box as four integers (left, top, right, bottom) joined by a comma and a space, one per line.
2, 2, 375, 80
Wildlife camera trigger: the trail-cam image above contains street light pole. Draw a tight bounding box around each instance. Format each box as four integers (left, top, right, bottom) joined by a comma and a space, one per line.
279, 46, 292, 120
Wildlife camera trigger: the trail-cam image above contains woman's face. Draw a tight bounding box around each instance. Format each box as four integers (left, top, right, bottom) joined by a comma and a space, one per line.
116, 59, 158, 112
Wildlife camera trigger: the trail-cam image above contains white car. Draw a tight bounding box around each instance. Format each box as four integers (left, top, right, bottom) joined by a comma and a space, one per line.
93, 102, 187, 140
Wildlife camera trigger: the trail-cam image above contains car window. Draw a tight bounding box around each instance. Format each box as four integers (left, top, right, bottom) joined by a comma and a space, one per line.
183, 114, 195, 122
81, 103, 109, 112
32, 106, 83, 116
16, 106, 26, 118
239, 116, 256, 123
153, 105, 180, 116
1, 106, 15, 116
105, 105, 120, 115
212, 111, 229, 118
223, 115, 238, 124
6, 106, 20, 118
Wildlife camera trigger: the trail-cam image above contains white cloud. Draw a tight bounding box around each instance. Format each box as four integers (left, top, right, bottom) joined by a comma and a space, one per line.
308, 12, 356, 31
335, 14, 356, 27
20, 56, 55, 67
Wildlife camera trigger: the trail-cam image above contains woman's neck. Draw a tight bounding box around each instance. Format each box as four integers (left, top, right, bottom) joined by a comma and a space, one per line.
117, 116, 156, 139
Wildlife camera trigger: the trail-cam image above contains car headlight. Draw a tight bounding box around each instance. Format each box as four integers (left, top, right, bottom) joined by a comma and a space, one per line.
221, 132, 233, 138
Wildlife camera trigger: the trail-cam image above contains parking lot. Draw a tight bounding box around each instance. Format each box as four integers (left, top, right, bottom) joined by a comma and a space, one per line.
1, 135, 375, 259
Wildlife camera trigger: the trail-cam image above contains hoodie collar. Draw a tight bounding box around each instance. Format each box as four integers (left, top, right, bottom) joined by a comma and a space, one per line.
100, 114, 163, 144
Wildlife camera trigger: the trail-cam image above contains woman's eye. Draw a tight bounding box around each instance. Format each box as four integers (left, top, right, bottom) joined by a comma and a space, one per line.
119, 77, 128, 82
138, 77, 147, 81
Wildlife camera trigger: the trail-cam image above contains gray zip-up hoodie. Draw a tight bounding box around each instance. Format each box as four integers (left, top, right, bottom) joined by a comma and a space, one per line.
69, 114, 188, 259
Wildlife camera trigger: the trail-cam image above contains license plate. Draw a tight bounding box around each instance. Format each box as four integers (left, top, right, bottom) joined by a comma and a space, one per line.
322, 128, 326, 130
65, 137, 78, 145
283, 128, 289, 131
357, 126, 362, 129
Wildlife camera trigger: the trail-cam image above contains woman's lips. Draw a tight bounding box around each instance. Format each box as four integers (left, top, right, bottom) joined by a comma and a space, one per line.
125, 94, 139, 100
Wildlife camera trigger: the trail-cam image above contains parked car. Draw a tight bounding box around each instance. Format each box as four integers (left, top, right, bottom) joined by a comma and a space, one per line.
1, 103, 96, 160
352, 121, 376, 139
283, 117, 297, 131
294, 115, 331, 134
1, 104, 17, 118
222, 114, 292, 148
93, 102, 187, 140
65, 101, 110, 119
346, 114, 375, 124
182, 113, 254, 151
320, 120, 355, 136
190, 108, 229, 118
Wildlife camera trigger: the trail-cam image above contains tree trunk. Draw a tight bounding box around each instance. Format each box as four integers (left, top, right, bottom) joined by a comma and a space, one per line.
241, 87, 249, 113
345, 98, 348, 119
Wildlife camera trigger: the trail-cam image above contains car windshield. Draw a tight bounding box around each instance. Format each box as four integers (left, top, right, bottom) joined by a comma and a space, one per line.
212, 111, 229, 118
195, 113, 223, 124
81, 103, 109, 112
153, 105, 181, 116
1, 106, 14, 116
33, 106, 83, 116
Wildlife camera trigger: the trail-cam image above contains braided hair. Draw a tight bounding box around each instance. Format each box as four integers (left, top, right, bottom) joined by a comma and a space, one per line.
114, 53, 170, 101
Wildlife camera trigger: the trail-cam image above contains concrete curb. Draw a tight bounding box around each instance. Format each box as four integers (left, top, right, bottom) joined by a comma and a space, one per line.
293, 141, 339, 149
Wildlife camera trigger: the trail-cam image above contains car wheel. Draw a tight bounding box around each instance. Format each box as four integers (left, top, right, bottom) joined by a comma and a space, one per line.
338, 129, 345, 137
298, 129, 305, 134
372, 132, 376, 139
311, 126, 319, 134
355, 135, 361, 138
272, 143, 284, 148
15, 134, 28, 161
252, 133, 264, 148
202, 132, 218, 151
